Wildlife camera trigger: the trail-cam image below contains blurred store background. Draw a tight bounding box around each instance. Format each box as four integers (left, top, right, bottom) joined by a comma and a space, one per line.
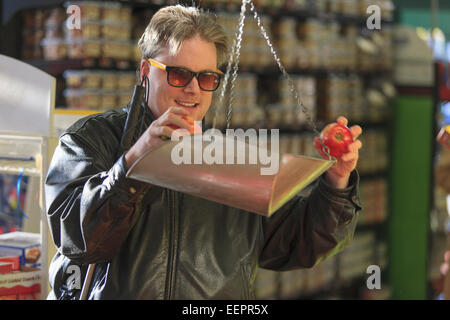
0, 0, 449, 300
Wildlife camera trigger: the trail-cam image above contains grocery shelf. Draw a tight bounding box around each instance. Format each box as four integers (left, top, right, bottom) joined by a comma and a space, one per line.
3, 0, 393, 27
246, 65, 393, 78
275, 123, 388, 135
2, 0, 161, 23
204, 2, 394, 26
27, 57, 393, 79
26, 58, 137, 76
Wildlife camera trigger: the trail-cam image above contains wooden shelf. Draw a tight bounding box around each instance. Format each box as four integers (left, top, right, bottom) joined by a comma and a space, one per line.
27, 57, 393, 79
26, 58, 136, 76
0, 159, 41, 177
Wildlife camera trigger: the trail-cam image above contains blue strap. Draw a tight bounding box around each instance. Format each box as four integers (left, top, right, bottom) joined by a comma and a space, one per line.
16, 169, 29, 220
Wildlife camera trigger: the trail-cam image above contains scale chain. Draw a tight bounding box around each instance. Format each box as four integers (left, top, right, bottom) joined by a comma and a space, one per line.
213, 0, 249, 130
214, 0, 335, 161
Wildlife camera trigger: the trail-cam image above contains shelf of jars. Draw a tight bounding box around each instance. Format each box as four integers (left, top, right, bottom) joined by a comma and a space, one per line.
18, 1, 394, 89
201, 0, 395, 23
254, 228, 390, 300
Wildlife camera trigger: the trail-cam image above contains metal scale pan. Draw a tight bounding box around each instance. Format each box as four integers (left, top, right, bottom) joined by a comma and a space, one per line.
126, 134, 335, 216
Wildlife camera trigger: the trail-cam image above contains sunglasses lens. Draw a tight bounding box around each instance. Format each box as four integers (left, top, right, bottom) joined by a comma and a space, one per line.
168, 67, 192, 87
167, 66, 220, 91
199, 73, 220, 91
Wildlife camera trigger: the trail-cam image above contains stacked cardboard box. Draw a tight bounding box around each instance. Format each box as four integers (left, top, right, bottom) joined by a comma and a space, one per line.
0, 232, 41, 300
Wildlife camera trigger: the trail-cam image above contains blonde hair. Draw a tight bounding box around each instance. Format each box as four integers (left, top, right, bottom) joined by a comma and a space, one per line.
138, 5, 229, 67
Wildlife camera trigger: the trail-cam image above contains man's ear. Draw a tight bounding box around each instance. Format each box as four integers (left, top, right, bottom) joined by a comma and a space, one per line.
140, 59, 150, 82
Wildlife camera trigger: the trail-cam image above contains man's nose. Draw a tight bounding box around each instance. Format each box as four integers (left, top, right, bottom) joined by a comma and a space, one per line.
184, 76, 201, 94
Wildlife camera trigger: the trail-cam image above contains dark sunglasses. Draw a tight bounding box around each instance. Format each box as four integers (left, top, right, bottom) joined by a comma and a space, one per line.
148, 58, 223, 92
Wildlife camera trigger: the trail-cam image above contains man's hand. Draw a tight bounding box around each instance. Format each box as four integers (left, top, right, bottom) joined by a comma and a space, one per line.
314, 116, 363, 189
124, 106, 193, 168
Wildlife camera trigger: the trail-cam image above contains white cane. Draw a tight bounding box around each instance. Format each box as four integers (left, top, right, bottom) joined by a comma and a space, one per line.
78, 82, 146, 300
80, 263, 96, 300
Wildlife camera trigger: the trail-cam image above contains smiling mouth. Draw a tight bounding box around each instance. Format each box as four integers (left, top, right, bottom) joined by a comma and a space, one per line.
176, 100, 199, 108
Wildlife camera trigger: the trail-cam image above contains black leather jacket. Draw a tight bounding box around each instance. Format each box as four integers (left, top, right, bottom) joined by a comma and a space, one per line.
45, 106, 362, 300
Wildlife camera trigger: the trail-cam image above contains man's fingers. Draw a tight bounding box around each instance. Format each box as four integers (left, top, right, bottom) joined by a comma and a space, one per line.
164, 114, 193, 131
335, 116, 362, 140
339, 140, 362, 162
158, 107, 194, 131
166, 106, 191, 116
340, 151, 358, 162
150, 124, 170, 139
348, 140, 362, 152
349, 125, 362, 140
336, 116, 348, 127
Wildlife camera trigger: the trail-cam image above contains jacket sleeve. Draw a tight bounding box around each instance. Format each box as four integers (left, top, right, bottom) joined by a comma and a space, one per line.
258, 170, 362, 270
45, 132, 150, 265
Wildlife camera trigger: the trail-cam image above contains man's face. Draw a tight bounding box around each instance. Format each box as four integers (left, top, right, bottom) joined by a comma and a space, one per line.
144, 34, 218, 121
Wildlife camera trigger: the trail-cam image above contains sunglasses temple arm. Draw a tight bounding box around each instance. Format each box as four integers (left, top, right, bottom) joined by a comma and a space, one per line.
148, 58, 166, 71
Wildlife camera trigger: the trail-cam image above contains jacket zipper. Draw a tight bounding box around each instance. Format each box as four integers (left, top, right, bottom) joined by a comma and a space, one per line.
165, 190, 178, 299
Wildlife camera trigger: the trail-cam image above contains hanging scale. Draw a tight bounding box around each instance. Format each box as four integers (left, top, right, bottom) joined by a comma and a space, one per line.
212, 0, 335, 161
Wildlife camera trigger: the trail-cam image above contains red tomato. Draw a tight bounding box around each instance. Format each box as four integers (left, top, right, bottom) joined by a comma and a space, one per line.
167, 121, 201, 134
316, 123, 353, 158
163, 117, 202, 140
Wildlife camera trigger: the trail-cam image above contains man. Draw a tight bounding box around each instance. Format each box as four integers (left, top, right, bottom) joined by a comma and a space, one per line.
45, 5, 363, 300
